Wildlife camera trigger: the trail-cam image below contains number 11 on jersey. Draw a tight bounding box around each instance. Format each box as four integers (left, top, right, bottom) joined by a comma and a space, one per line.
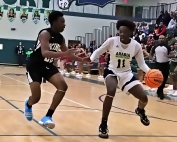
117, 59, 125, 68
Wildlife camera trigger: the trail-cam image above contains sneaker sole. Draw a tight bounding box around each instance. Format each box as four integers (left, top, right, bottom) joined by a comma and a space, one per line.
38, 121, 55, 129
99, 134, 109, 139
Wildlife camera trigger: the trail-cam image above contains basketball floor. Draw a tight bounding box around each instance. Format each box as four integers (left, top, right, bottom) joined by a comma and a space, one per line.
0, 66, 177, 142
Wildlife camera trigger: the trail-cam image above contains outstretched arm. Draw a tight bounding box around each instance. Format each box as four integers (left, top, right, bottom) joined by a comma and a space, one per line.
90, 39, 111, 62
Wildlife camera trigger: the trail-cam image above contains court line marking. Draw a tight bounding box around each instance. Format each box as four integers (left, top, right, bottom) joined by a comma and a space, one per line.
0, 134, 176, 137
0, 108, 98, 112
0, 95, 58, 136
1, 74, 92, 109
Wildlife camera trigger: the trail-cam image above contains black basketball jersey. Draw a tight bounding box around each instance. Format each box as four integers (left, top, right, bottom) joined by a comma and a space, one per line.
30, 28, 64, 65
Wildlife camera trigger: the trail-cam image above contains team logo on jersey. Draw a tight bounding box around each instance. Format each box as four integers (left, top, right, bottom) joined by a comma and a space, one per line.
58, 0, 115, 10
115, 52, 130, 59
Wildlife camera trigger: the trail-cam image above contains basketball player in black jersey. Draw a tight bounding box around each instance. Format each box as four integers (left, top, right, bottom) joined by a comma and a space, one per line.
24, 11, 83, 129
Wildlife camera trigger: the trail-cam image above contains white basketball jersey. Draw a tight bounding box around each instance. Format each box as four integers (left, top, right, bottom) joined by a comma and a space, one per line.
108, 36, 137, 73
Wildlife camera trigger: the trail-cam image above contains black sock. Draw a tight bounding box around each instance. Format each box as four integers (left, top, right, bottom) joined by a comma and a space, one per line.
27, 101, 32, 108
46, 109, 54, 117
101, 118, 108, 125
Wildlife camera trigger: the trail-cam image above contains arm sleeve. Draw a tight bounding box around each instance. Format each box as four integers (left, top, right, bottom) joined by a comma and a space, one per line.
90, 38, 111, 62
134, 43, 150, 73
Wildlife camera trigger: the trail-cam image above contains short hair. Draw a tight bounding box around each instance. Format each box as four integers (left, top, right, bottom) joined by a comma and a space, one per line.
116, 20, 136, 32
48, 11, 63, 25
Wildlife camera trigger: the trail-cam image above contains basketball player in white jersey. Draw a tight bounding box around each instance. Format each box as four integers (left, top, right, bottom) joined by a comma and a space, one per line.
84, 20, 151, 138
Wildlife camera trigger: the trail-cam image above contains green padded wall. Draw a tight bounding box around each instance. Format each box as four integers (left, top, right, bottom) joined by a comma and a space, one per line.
0, 38, 35, 64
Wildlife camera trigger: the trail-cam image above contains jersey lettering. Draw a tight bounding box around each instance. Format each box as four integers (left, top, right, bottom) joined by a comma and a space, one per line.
117, 59, 125, 68
44, 57, 54, 63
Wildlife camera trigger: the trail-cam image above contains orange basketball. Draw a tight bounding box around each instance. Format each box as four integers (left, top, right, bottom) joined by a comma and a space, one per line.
144, 69, 164, 88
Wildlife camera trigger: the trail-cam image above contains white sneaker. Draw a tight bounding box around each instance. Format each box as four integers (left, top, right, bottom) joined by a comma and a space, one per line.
86, 74, 91, 78
98, 75, 103, 80
64, 72, 70, 77
76, 73, 83, 78
171, 90, 177, 97
71, 71, 76, 75
164, 85, 173, 91
167, 90, 175, 95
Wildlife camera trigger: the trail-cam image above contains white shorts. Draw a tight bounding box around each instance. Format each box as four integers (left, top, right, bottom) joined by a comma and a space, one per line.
104, 68, 141, 93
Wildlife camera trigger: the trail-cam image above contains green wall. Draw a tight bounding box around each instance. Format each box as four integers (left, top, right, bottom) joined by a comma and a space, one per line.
0, 38, 35, 64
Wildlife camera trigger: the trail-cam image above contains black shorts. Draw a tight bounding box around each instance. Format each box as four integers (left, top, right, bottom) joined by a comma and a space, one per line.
26, 61, 59, 84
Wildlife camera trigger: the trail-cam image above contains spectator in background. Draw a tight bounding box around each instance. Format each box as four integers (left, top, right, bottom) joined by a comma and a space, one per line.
167, 17, 176, 29
158, 22, 166, 36
89, 41, 93, 53
164, 10, 171, 26
15, 42, 25, 67
146, 34, 154, 53
150, 35, 170, 100
26, 48, 33, 61
134, 33, 140, 43
140, 33, 147, 44
156, 11, 165, 25
153, 24, 159, 40
167, 33, 176, 46
92, 40, 97, 51
170, 11, 175, 18
141, 22, 149, 35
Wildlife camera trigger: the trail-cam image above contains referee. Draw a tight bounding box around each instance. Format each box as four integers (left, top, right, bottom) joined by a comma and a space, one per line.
150, 35, 170, 100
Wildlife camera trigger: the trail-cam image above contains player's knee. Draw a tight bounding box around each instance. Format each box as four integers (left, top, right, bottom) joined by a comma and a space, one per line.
107, 87, 116, 96
58, 80, 68, 91
140, 94, 148, 104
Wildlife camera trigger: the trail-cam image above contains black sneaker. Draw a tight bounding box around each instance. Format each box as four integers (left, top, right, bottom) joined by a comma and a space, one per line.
98, 124, 109, 139
135, 107, 150, 126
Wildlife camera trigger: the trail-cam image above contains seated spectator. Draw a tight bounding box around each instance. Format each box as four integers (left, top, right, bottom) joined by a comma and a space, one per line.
146, 34, 154, 53
153, 24, 159, 40
134, 33, 140, 43
141, 22, 149, 35
167, 17, 176, 29
140, 33, 147, 44
154, 22, 166, 40
158, 22, 166, 36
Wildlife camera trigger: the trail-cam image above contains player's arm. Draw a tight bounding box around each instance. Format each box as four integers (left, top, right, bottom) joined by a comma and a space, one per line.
134, 43, 150, 73
60, 38, 83, 62
89, 39, 111, 62
40, 30, 70, 58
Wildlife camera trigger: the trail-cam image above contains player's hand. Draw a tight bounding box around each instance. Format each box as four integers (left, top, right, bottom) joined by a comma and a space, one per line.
83, 57, 91, 63
63, 49, 76, 57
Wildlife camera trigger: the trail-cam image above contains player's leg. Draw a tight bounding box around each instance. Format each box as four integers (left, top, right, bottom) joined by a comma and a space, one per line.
99, 69, 118, 139
39, 66, 67, 129
86, 63, 91, 78
121, 73, 149, 126
129, 84, 149, 125
25, 70, 42, 121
